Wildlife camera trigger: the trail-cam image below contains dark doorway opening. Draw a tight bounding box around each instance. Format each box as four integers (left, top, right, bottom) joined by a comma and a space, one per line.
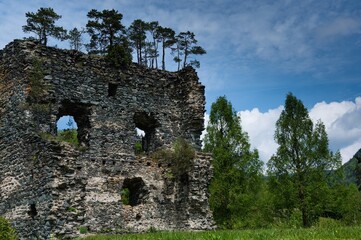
108, 83, 118, 97
122, 177, 148, 207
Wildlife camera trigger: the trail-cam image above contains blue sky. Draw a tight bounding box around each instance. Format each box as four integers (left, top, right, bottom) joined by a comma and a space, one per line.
1, 0, 361, 163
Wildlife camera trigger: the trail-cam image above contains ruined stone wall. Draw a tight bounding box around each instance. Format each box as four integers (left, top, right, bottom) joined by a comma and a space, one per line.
0, 40, 214, 239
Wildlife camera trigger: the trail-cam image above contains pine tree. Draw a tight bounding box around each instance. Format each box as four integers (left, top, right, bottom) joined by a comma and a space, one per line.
22, 7, 67, 46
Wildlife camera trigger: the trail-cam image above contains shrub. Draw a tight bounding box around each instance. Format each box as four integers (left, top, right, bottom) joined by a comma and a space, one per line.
134, 141, 143, 155
79, 226, 88, 234
106, 43, 132, 69
315, 217, 343, 228
121, 188, 130, 205
57, 129, 79, 145
0, 217, 18, 240
152, 138, 195, 178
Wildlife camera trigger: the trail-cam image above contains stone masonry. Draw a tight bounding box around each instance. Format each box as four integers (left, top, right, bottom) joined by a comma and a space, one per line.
0, 40, 214, 239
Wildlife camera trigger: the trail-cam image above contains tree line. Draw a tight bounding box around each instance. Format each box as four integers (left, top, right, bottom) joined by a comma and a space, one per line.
204, 93, 361, 229
22, 7, 206, 70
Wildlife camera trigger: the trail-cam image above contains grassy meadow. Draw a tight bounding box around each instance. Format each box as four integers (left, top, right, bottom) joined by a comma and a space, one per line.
77, 226, 361, 240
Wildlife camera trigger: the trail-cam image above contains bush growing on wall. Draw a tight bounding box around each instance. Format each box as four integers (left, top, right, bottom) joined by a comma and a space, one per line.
152, 138, 195, 178
0, 217, 18, 240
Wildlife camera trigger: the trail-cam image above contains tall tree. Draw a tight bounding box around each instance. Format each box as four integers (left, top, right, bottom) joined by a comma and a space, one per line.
174, 31, 206, 69
204, 96, 263, 228
86, 9, 125, 55
267, 93, 341, 227
22, 7, 67, 46
156, 26, 175, 70
147, 21, 159, 68
128, 19, 147, 64
67, 27, 83, 51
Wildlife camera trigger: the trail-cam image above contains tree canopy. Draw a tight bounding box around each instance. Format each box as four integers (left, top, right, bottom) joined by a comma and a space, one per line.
267, 93, 342, 227
204, 96, 263, 228
86, 9, 126, 54
22, 7, 67, 46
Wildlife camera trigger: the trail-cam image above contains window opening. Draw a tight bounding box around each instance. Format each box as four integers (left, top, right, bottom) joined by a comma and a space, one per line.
56, 115, 79, 145
121, 177, 148, 206
133, 112, 159, 153
108, 83, 118, 97
28, 203, 37, 219
56, 101, 91, 146
134, 127, 145, 154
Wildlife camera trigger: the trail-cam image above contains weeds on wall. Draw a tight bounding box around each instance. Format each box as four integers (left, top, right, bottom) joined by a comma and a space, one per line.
0, 216, 18, 240
27, 58, 49, 102
152, 138, 195, 178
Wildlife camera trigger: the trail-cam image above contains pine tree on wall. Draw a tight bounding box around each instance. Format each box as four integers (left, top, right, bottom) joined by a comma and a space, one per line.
22, 7, 67, 46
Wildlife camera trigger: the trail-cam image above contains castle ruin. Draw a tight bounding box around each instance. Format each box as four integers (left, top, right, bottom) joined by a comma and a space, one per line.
0, 40, 214, 239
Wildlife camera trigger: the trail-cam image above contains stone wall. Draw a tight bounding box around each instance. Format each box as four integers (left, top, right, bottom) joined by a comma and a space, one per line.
0, 40, 214, 239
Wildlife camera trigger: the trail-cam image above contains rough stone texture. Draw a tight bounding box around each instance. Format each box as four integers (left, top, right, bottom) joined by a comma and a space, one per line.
0, 40, 214, 239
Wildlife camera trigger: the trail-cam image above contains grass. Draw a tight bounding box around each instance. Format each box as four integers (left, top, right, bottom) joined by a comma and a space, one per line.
76, 227, 361, 240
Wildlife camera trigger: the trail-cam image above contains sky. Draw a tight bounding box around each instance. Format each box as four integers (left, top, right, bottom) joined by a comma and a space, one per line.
1, 0, 360, 163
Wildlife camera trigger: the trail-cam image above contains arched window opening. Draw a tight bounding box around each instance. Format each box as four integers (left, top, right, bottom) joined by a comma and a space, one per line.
134, 127, 145, 154
56, 101, 91, 146
56, 115, 79, 145
133, 112, 159, 153
121, 177, 148, 207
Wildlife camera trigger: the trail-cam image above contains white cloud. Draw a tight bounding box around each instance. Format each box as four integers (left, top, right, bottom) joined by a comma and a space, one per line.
239, 107, 283, 162
234, 97, 361, 164
310, 97, 361, 163
316, 17, 361, 41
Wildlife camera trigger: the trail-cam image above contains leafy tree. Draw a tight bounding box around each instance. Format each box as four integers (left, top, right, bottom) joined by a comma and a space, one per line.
267, 93, 342, 227
204, 96, 263, 228
173, 31, 206, 69
156, 26, 175, 70
67, 27, 83, 51
86, 9, 126, 55
22, 7, 67, 46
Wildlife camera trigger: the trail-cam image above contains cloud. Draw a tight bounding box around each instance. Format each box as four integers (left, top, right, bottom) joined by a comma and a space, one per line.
309, 97, 361, 162
239, 107, 283, 162
236, 97, 361, 164
316, 17, 361, 41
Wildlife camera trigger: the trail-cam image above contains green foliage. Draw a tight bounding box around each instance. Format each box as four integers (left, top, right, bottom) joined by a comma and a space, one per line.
67, 206, 77, 212
57, 129, 79, 145
128, 19, 148, 64
315, 217, 343, 229
204, 96, 263, 229
74, 227, 361, 240
121, 188, 130, 205
267, 93, 342, 227
79, 226, 88, 234
173, 31, 206, 70
156, 26, 175, 70
152, 138, 195, 178
40, 129, 79, 147
22, 7, 67, 46
106, 42, 132, 69
28, 59, 48, 102
146, 226, 158, 233
0, 217, 18, 240
67, 27, 83, 51
134, 141, 143, 155
86, 9, 125, 55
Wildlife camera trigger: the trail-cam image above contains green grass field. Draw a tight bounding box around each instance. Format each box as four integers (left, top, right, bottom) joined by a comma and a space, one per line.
77, 227, 361, 240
